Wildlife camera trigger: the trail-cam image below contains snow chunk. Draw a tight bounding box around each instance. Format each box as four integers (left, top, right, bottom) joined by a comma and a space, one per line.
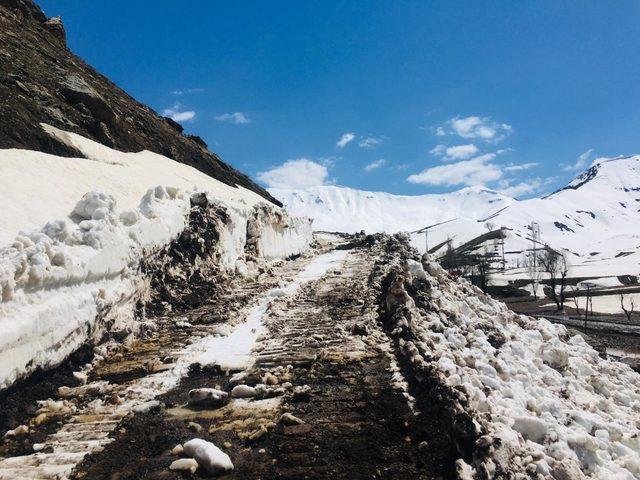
183, 438, 233, 475
72, 191, 117, 220
169, 458, 198, 474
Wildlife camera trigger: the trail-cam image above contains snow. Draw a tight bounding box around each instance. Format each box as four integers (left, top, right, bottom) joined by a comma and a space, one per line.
390, 256, 640, 479
196, 250, 348, 371
272, 156, 640, 275
271, 184, 514, 234
183, 438, 233, 474
0, 126, 313, 389
581, 292, 640, 315
0, 124, 269, 246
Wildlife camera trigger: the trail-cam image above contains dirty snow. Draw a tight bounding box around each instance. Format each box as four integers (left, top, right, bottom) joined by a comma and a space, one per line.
197, 250, 348, 371
0, 126, 312, 389
392, 255, 640, 479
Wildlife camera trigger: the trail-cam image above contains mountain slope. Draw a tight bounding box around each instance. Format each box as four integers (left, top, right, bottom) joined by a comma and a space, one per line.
272, 156, 640, 271
422, 156, 640, 270
0, 0, 280, 205
270, 185, 515, 233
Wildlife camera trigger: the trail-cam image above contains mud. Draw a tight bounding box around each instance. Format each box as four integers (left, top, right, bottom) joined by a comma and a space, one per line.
64, 244, 471, 479
0, 346, 93, 458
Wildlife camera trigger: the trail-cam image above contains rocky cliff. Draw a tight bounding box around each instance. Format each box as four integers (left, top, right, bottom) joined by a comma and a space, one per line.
0, 0, 281, 205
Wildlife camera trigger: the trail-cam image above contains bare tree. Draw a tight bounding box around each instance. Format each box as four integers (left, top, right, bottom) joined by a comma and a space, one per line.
539, 248, 569, 311
567, 286, 581, 316
620, 293, 635, 322
443, 237, 457, 274
470, 247, 491, 293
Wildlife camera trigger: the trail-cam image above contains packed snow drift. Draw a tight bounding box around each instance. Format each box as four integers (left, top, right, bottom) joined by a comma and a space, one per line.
0, 126, 312, 390
375, 234, 640, 479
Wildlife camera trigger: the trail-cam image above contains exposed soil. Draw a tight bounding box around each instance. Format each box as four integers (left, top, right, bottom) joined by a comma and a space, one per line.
58, 247, 465, 479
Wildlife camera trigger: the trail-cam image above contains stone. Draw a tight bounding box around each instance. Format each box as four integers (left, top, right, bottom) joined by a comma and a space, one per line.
187, 388, 229, 408
187, 422, 203, 433
278, 413, 305, 425
44, 16, 65, 44
169, 458, 198, 474
231, 384, 256, 398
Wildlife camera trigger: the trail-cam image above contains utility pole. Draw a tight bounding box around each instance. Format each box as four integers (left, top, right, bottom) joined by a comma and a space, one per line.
531, 222, 540, 297
500, 228, 506, 271
425, 229, 428, 253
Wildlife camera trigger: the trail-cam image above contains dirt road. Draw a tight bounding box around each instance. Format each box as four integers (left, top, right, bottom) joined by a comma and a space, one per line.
0, 242, 462, 479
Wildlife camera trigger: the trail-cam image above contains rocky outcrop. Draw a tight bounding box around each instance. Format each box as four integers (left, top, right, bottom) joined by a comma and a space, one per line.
0, 0, 281, 205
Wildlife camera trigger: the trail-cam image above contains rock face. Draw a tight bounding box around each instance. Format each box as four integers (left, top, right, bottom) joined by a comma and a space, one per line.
0, 0, 281, 206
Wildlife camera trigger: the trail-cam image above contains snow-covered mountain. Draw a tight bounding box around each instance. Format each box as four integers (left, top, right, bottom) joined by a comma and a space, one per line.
269, 185, 515, 234
271, 156, 640, 273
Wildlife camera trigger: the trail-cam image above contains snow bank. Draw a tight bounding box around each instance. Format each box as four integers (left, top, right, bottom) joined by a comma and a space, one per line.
0, 127, 312, 389
378, 236, 640, 479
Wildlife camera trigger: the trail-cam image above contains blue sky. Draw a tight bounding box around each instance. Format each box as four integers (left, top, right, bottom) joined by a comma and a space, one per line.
40, 1, 640, 197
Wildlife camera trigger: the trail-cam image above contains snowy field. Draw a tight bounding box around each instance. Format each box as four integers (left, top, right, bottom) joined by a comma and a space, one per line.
0, 125, 313, 389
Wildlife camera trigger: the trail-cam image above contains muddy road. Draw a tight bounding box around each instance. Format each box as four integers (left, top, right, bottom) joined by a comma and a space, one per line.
0, 242, 462, 479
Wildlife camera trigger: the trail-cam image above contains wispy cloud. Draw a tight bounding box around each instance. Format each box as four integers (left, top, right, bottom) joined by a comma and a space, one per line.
336, 132, 355, 149
364, 159, 386, 171
162, 103, 196, 122
215, 112, 251, 124
504, 162, 539, 172
562, 149, 594, 172
435, 115, 512, 142
257, 159, 329, 189
497, 179, 543, 197
407, 154, 501, 187
358, 136, 384, 149
431, 143, 479, 161
170, 88, 204, 96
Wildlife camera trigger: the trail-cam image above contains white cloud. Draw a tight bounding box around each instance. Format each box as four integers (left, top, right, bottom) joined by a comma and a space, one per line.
257, 159, 328, 189
432, 144, 479, 161
504, 162, 539, 172
562, 149, 593, 172
498, 179, 542, 197
336, 132, 355, 148
358, 136, 384, 149
162, 104, 196, 122
430, 144, 446, 156
436, 116, 512, 142
215, 112, 251, 124
407, 154, 502, 187
364, 159, 386, 171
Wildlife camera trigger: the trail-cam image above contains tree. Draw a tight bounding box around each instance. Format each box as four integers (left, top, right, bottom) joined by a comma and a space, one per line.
539, 248, 569, 311
620, 293, 635, 322
566, 286, 582, 316
470, 246, 491, 293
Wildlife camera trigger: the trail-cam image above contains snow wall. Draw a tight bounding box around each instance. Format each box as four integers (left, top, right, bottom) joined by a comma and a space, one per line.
0, 127, 313, 391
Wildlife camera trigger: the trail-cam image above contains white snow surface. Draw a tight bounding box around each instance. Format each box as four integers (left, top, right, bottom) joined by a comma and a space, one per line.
398, 258, 640, 479
0, 126, 313, 389
270, 184, 513, 235
271, 156, 640, 272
